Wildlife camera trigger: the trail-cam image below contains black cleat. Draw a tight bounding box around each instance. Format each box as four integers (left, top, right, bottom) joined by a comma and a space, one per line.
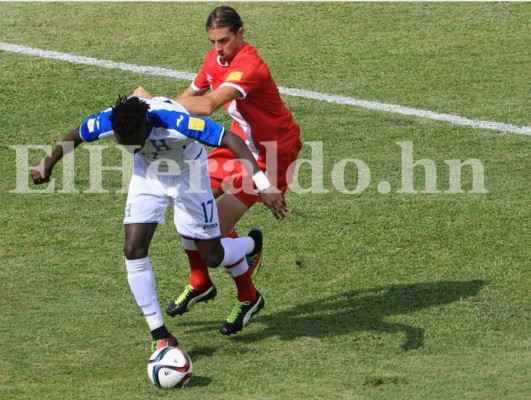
247, 228, 263, 258
166, 283, 217, 317
246, 229, 263, 276
151, 334, 178, 352
220, 292, 265, 335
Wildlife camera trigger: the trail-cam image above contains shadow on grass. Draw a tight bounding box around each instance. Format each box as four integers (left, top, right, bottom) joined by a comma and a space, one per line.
187, 346, 216, 361
182, 279, 486, 350
186, 375, 212, 388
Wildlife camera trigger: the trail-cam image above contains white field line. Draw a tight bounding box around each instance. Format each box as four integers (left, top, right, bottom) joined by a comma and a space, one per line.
1, 42, 530, 136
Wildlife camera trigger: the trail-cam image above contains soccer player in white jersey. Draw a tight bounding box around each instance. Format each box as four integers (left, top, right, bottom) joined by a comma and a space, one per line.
31, 96, 287, 350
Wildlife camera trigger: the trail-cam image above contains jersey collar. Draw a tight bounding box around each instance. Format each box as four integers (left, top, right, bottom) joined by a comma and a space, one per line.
215, 42, 250, 67
216, 55, 229, 67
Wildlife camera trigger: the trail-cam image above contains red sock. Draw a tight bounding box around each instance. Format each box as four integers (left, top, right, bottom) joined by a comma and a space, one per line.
233, 267, 257, 302
227, 229, 257, 302
185, 250, 211, 290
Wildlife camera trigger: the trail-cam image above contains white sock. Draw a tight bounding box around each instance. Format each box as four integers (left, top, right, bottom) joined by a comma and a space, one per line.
220, 237, 254, 266
125, 257, 164, 331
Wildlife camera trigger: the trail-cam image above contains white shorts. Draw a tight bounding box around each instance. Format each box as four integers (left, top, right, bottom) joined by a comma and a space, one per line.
123, 154, 221, 240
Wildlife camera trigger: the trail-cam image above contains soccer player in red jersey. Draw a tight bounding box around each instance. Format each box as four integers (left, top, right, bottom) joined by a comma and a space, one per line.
134, 6, 302, 335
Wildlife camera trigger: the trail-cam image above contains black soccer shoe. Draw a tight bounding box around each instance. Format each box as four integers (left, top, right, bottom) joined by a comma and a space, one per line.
247, 228, 263, 258
219, 292, 265, 335
166, 283, 217, 317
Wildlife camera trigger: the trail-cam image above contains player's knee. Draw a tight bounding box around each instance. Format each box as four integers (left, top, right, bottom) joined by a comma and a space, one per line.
123, 243, 149, 260
211, 186, 224, 199
199, 250, 224, 268
195, 239, 225, 267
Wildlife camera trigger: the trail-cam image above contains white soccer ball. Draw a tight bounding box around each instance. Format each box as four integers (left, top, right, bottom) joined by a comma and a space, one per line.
147, 346, 193, 388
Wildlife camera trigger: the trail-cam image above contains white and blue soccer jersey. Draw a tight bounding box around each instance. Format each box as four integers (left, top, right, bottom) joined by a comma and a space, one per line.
79, 97, 225, 238
79, 97, 225, 167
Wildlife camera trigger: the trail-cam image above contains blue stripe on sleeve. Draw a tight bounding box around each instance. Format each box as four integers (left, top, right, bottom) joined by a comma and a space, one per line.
149, 109, 225, 147
79, 109, 114, 142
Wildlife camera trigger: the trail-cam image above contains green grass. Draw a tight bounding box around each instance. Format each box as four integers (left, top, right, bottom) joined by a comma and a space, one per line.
1, 3, 530, 400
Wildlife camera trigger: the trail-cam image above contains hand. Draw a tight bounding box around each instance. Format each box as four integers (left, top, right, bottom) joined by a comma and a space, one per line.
30, 159, 52, 185
132, 86, 153, 99
260, 186, 289, 220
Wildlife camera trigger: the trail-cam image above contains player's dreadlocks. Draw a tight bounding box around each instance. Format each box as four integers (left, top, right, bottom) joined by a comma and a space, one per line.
110, 96, 150, 142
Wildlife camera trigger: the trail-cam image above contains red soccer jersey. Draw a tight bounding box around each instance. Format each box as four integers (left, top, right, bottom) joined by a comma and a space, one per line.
192, 43, 301, 165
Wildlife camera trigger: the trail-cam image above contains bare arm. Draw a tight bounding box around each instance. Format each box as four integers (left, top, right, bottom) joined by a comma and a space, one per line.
178, 86, 207, 98
132, 85, 208, 102
220, 131, 288, 220
172, 86, 241, 116
31, 127, 84, 184
132, 84, 237, 116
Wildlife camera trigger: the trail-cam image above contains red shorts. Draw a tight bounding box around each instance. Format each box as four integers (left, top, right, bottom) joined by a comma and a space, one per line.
207, 144, 301, 208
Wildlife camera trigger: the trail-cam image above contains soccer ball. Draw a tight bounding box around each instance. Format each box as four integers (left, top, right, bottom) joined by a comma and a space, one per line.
147, 346, 193, 388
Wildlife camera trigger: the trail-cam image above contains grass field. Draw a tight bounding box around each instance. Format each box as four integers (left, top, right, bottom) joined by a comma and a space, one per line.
1, 2, 530, 400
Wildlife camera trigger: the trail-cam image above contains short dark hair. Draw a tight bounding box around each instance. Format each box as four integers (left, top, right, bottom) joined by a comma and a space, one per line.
110, 96, 150, 140
206, 6, 243, 33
